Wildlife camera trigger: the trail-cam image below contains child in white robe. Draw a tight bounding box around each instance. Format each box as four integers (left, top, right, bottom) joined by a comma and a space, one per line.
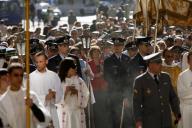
57, 57, 89, 128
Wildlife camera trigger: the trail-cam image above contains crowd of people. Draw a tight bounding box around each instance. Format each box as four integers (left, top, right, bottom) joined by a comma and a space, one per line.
0, 3, 192, 128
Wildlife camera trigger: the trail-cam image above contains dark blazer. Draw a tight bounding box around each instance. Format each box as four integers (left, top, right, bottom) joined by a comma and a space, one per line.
132, 53, 147, 73
47, 54, 62, 73
133, 72, 181, 128
104, 53, 134, 128
104, 53, 130, 93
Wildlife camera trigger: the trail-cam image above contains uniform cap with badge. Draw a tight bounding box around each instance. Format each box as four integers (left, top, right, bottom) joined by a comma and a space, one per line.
30, 38, 44, 55
143, 52, 162, 64
45, 39, 58, 50
135, 36, 152, 47
112, 37, 125, 46
5, 48, 17, 59
55, 35, 71, 45
125, 41, 137, 50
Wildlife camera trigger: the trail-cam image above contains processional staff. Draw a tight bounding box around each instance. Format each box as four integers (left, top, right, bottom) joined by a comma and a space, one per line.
25, 0, 31, 127
154, 0, 160, 53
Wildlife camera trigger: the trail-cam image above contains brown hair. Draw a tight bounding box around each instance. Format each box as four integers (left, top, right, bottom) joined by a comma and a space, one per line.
35, 51, 48, 60
89, 45, 101, 59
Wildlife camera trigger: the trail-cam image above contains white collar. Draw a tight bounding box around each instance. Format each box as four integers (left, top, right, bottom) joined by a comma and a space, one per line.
35, 68, 48, 73
59, 53, 66, 60
115, 53, 122, 59
147, 69, 159, 79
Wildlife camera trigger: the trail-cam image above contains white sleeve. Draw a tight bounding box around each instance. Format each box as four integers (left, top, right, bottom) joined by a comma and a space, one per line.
53, 74, 63, 103
177, 73, 192, 100
31, 91, 51, 126
0, 103, 9, 127
182, 52, 189, 71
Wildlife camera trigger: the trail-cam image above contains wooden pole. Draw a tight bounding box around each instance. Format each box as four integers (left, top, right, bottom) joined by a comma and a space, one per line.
145, 0, 148, 36
154, 0, 160, 53
25, 0, 31, 127
133, 19, 137, 41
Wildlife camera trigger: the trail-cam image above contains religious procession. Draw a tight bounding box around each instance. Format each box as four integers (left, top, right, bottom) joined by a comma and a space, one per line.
0, 0, 192, 128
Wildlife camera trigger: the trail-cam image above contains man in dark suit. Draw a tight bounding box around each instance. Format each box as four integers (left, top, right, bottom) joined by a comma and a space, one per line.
47, 35, 70, 72
104, 38, 134, 128
133, 52, 181, 128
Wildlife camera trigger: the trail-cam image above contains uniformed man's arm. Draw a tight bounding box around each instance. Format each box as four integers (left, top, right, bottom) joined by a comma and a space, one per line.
103, 58, 111, 82
168, 75, 181, 120
133, 77, 143, 125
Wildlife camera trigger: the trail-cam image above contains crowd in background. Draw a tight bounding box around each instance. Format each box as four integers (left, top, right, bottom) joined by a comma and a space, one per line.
0, 3, 192, 128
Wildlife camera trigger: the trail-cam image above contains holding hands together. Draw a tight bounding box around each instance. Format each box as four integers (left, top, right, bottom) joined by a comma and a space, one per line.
66, 86, 78, 95
45, 89, 56, 101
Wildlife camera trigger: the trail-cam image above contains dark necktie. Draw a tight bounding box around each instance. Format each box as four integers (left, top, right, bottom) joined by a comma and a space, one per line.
154, 75, 159, 85
118, 57, 121, 62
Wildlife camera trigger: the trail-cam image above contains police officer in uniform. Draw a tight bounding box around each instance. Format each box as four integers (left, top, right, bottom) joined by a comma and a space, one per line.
104, 37, 134, 128
123, 41, 138, 59
45, 39, 58, 58
47, 35, 70, 72
132, 36, 152, 74
133, 52, 181, 128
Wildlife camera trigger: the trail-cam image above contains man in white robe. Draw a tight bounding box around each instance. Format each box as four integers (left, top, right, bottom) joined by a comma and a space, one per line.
0, 63, 51, 128
177, 51, 192, 128
30, 52, 63, 128
0, 68, 8, 97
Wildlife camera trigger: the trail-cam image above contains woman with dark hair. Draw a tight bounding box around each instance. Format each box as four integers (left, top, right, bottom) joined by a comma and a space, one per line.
68, 53, 83, 78
57, 57, 89, 128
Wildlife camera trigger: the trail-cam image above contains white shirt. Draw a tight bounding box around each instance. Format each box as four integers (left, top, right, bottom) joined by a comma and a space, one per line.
9, 89, 25, 128
177, 69, 192, 128
177, 69, 192, 101
30, 68, 63, 128
147, 69, 159, 80
182, 52, 189, 71
0, 87, 51, 128
30, 68, 63, 104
